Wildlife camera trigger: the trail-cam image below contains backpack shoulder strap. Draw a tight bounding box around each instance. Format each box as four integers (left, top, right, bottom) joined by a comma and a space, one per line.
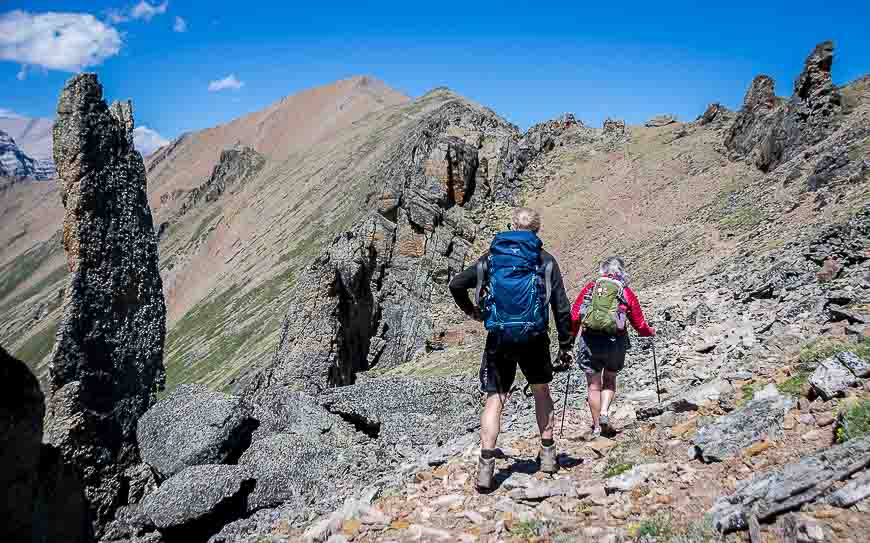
474, 258, 488, 307
543, 260, 554, 305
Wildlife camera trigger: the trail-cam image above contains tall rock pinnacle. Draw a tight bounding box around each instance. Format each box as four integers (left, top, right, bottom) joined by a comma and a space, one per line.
46, 73, 167, 533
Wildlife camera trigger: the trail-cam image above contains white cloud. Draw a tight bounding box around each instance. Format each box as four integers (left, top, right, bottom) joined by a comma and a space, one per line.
107, 1, 169, 24
0, 107, 26, 119
208, 74, 244, 92
131, 1, 169, 22
133, 125, 169, 157
0, 10, 122, 73
173, 16, 186, 33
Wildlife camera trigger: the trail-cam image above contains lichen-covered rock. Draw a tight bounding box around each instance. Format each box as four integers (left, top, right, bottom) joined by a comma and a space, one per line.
45, 72, 166, 533
238, 433, 343, 512
249, 385, 363, 446
0, 346, 45, 541
809, 356, 857, 400
837, 351, 870, 378
691, 390, 795, 462
141, 465, 254, 536
137, 385, 258, 479
317, 376, 479, 454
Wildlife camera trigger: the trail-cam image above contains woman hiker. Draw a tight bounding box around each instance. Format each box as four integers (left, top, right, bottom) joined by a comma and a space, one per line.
570, 256, 655, 436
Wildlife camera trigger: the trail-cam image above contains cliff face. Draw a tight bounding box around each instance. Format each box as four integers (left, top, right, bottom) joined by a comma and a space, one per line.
46, 73, 166, 535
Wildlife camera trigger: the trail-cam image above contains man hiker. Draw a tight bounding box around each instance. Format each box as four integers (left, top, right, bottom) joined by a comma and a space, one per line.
571, 256, 655, 437
449, 207, 574, 491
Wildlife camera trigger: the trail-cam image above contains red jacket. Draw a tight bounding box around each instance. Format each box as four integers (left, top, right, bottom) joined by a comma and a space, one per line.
571, 276, 654, 337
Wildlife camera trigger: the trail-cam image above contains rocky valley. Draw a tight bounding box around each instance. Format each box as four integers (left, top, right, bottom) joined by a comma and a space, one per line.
1, 41, 870, 542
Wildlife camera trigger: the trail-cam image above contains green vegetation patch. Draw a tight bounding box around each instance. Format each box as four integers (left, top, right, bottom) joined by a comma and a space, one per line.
1, 264, 68, 313
777, 370, 811, 397
190, 207, 223, 244
604, 462, 634, 478
15, 320, 58, 367
799, 338, 870, 367
164, 266, 297, 393
848, 137, 870, 163
631, 514, 674, 540
836, 400, 870, 444
509, 519, 545, 539
738, 382, 759, 406
0, 240, 58, 306
720, 206, 765, 230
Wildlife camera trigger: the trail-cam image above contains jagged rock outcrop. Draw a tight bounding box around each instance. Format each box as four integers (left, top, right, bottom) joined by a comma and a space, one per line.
726, 41, 843, 173
246, 95, 535, 393
46, 73, 167, 534
177, 145, 265, 218
1, 346, 45, 541
520, 113, 586, 154
697, 102, 731, 126
137, 385, 259, 480
724, 75, 779, 159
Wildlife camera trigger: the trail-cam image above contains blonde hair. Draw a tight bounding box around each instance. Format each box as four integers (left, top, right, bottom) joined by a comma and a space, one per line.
511, 207, 541, 233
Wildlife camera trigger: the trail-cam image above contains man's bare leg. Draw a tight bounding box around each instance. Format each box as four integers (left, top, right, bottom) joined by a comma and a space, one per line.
480, 392, 507, 450
530, 384, 554, 440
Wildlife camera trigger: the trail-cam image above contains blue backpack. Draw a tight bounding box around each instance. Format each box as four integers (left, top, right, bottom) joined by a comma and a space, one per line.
475, 231, 553, 343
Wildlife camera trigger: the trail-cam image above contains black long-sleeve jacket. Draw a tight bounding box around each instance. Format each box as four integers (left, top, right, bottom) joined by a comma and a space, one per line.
449, 250, 574, 351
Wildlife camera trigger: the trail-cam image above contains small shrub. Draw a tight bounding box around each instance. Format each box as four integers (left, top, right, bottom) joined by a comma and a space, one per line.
670, 517, 715, 543
777, 370, 811, 397
553, 536, 576, 543
604, 462, 634, 478
737, 383, 758, 406
633, 514, 674, 540
510, 519, 544, 538
836, 400, 870, 444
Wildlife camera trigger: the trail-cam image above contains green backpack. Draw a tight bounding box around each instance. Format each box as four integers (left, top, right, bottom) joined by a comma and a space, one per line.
580, 277, 627, 334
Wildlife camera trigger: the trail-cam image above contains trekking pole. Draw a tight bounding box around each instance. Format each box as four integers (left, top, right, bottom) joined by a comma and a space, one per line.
652, 338, 662, 404
559, 368, 570, 437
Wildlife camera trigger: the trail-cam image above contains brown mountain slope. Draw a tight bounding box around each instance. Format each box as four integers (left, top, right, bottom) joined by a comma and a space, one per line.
0, 75, 410, 386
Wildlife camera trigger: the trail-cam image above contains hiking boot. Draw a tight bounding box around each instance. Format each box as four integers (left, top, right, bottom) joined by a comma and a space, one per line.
591, 424, 602, 438
476, 457, 495, 491
538, 444, 558, 474
599, 414, 612, 436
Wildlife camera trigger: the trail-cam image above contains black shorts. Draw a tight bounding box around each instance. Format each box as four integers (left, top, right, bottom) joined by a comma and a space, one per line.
577, 333, 628, 375
479, 333, 553, 393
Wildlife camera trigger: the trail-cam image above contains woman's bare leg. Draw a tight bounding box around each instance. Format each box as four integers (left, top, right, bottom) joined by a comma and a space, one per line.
586, 372, 603, 428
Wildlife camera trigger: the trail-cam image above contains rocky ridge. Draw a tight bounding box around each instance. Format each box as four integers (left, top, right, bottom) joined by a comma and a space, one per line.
1, 41, 869, 543
0, 129, 53, 180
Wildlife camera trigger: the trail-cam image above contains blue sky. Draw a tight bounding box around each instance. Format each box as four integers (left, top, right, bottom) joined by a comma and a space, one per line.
2, 1, 869, 144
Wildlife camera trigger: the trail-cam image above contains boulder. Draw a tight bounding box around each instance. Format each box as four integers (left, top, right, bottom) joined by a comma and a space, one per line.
0, 346, 44, 541
809, 357, 857, 400
137, 385, 258, 479
238, 433, 344, 512
602, 118, 626, 138
141, 465, 254, 536
249, 385, 363, 446
837, 351, 870, 378
691, 391, 795, 462
45, 73, 166, 532
317, 376, 479, 453
709, 435, 870, 533
826, 470, 870, 508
